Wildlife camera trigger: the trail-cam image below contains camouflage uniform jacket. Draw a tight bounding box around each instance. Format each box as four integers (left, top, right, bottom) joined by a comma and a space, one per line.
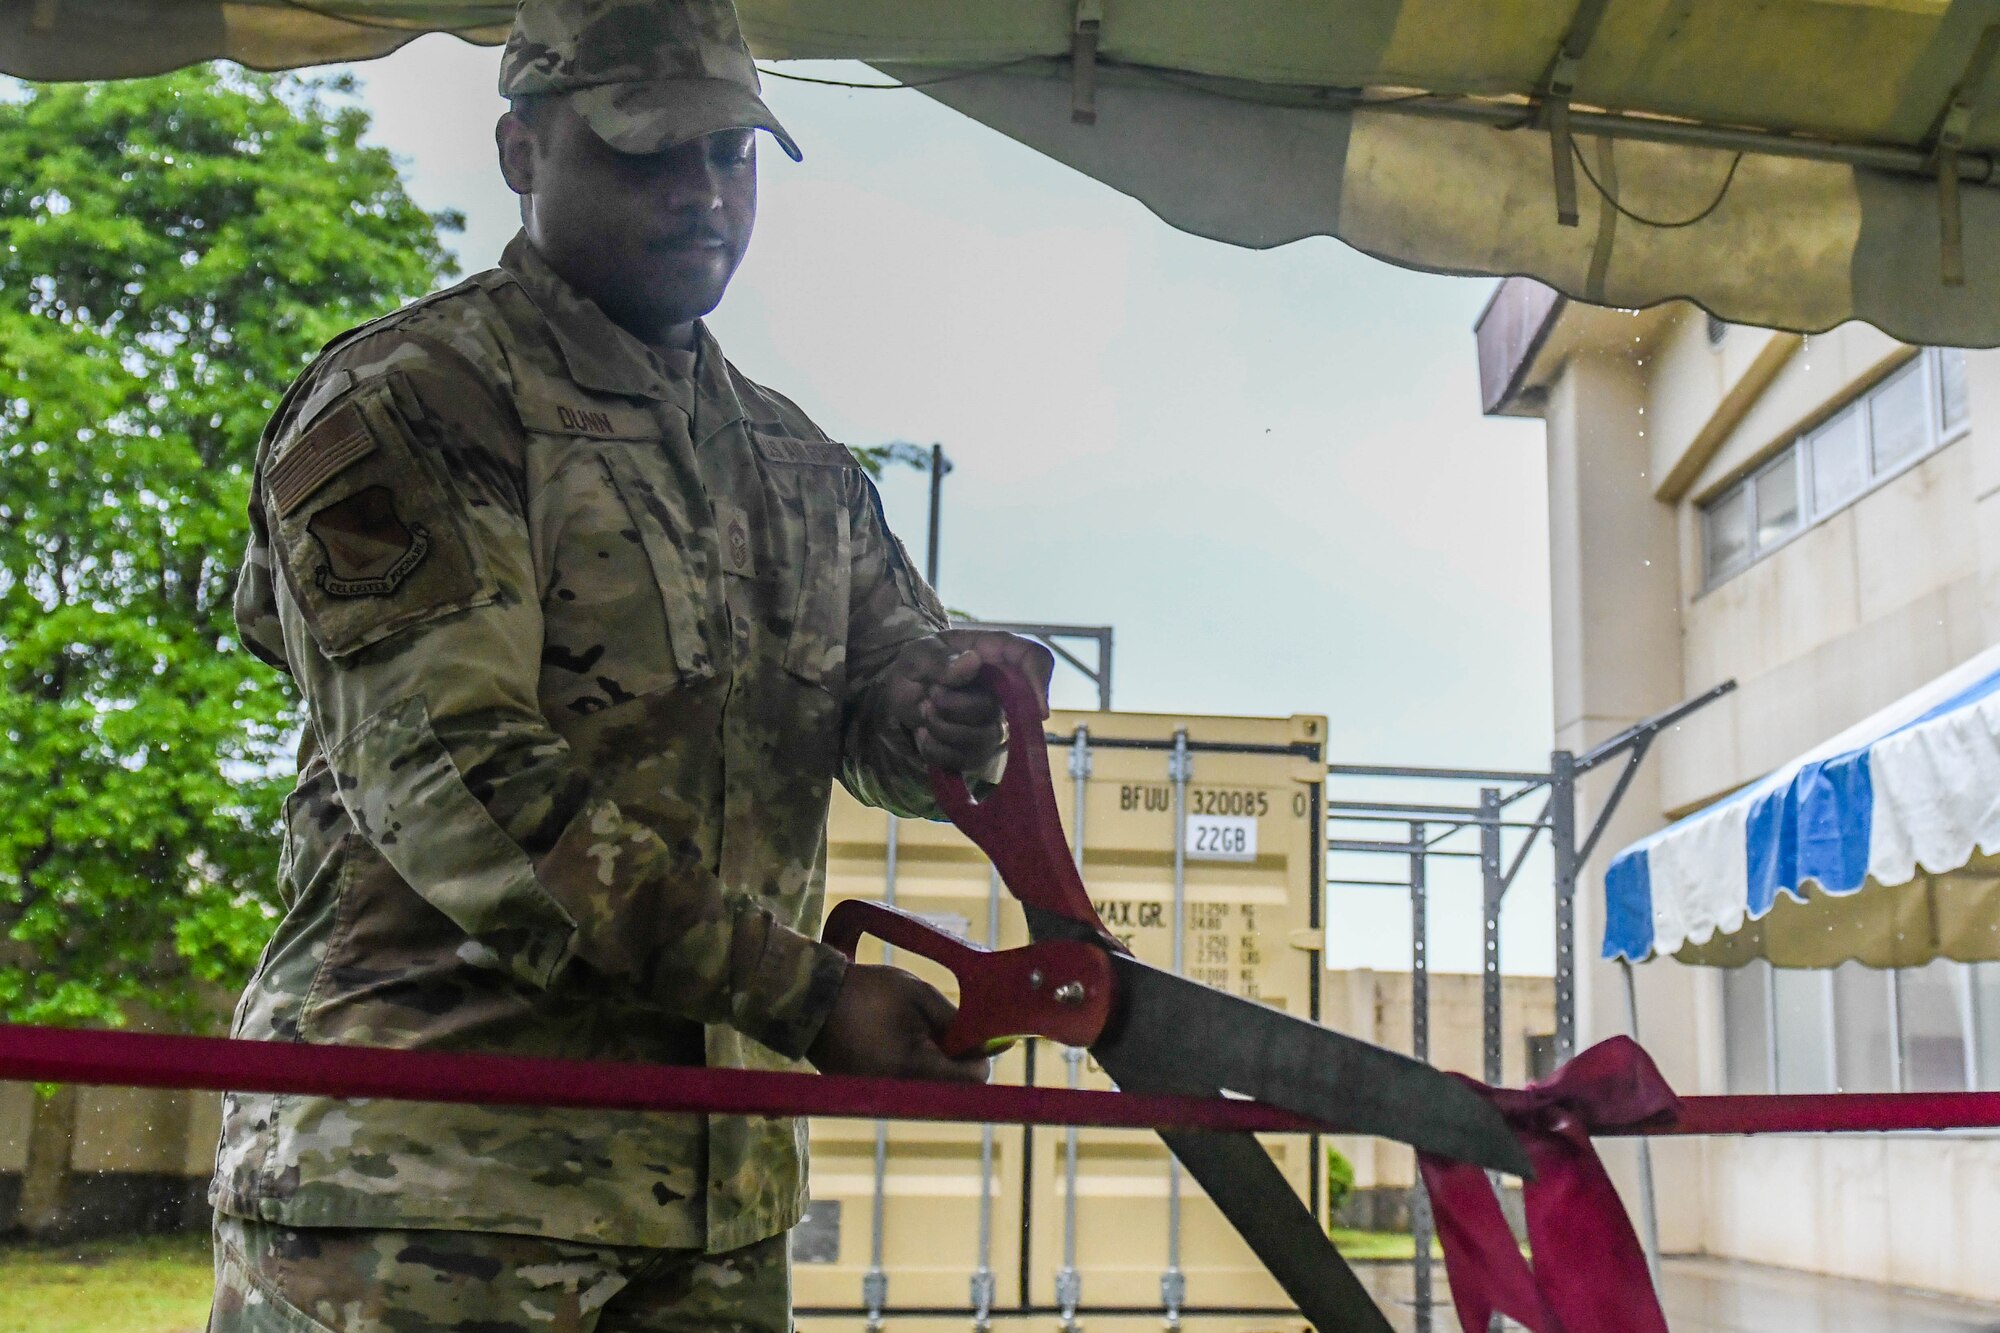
212, 233, 948, 1252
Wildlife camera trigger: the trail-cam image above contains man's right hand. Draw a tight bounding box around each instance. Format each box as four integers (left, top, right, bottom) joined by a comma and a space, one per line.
806, 963, 991, 1084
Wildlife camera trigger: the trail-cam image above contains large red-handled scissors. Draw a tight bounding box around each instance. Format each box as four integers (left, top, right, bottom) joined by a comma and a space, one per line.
821, 898, 1112, 1056
826, 663, 1532, 1333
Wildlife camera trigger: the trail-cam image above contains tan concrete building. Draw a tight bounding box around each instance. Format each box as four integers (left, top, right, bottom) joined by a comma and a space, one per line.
1478, 278, 2000, 1303
1318, 968, 1553, 1223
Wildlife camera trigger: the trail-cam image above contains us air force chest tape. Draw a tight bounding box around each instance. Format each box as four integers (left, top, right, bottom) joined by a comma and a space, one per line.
264, 378, 492, 660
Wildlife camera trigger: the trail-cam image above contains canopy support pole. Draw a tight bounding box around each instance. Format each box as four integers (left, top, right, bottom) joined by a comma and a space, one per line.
1535, 0, 1615, 227
1549, 101, 1580, 228
1620, 959, 1663, 1292
1069, 0, 1102, 125
1926, 25, 2000, 287
1409, 824, 1434, 1333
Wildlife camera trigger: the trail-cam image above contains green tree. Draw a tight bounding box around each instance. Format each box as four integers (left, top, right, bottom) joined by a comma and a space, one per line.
1325, 1143, 1356, 1224
0, 67, 458, 1228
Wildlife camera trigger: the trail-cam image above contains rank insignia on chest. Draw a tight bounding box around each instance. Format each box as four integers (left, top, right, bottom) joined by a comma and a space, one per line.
715, 499, 757, 577
307, 485, 431, 597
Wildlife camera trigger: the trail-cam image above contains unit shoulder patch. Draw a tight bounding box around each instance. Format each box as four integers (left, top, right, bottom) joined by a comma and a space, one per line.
307, 485, 432, 598
265, 380, 493, 660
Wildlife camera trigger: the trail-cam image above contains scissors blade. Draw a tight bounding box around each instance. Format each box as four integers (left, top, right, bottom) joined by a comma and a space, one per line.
1155, 1131, 1393, 1333
1095, 1032, 1395, 1332
1163, 1130, 1393, 1332
1090, 944, 1529, 1177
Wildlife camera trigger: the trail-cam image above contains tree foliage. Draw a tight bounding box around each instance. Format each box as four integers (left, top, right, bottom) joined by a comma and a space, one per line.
0, 68, 460, 1029
851, 440, 933, 480
1324, 1143, 1356, 1220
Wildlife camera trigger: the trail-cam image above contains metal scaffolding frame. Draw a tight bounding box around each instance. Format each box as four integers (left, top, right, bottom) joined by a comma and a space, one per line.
1322, 679, 1734, 1330
959, 621, 1115, 711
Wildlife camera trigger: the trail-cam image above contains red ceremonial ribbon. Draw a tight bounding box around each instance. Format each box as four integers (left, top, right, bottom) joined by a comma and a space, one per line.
1419, 1036, 2000, 1333
1419, 1038, 1679, 1333
14, 1020, 2000, 1333
0, 1022, 1337, 1136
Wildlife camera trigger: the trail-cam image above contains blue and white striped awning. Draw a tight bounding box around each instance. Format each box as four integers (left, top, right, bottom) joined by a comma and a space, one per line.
1606, 643, 2000, 967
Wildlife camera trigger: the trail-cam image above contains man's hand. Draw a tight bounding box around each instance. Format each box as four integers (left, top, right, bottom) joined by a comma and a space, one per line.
807, 963, 991, 1083
882, 630, 1056, 776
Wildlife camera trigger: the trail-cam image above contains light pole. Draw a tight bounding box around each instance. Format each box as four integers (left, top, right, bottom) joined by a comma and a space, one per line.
926, 442, 952, 589
868, 441, 952, 592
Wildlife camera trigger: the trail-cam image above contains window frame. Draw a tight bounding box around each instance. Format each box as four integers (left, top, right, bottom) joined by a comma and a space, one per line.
1699, 348, 1967, 593
1750, 443, 1805, 555
1701, 475, 1755, 586
1938, 346, 1972, 443
1724, 957, 1998, 1106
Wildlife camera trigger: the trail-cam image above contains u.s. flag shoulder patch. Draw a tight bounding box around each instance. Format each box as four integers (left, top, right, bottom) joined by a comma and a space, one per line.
268, 401, 378, 518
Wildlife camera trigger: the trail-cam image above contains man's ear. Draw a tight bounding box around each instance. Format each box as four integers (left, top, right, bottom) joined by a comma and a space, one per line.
496, 112, 536, 198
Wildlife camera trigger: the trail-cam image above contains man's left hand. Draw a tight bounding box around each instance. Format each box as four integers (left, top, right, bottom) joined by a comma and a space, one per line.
882, 630, 1055, 776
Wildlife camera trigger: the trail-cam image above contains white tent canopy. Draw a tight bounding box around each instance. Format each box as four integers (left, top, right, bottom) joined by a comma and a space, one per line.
1605, 642, 2000, 970
5, 0, 2000, 345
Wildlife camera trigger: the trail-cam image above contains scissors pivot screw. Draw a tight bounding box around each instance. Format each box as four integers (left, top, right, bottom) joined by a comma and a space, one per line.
1053, 981, 1088, 1006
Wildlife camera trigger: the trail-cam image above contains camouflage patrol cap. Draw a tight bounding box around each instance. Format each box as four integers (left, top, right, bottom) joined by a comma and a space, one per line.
500, 0, 801, 162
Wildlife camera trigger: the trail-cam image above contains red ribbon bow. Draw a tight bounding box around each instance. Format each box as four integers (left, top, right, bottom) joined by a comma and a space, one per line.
1418, 1036, 1681, 1333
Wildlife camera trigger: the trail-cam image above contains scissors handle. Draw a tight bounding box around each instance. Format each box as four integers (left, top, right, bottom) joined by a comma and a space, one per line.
822, 900, 1113, 1058
928, 664, 1119, 946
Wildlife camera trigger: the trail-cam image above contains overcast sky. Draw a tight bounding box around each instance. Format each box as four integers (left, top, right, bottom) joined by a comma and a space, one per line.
336, 39, 1557, 974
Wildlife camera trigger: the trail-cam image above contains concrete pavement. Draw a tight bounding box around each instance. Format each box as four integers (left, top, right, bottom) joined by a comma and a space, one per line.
1369, 1256, 2000, 1333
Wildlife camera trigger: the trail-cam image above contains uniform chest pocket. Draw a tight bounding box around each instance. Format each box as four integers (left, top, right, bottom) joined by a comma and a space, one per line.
753, 432, 856, 689
525, 397, 718, 713
594, 445, 720, 686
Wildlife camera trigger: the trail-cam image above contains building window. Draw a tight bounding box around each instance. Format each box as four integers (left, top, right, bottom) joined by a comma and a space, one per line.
1941, 346, 1971, 434
1723, 962, 1773, 1092
1808, 404, 1868, 515
1773, 966, 1835, 1092
1701, 347, 1972, 589
1973, 963, 2000, 1083
1723, 956, 2000, 1095
1832, 961, 1894, 1093
1752, 448, 1802, 553
1703, 486, 1751, 584
1898, 960, 1972, 1093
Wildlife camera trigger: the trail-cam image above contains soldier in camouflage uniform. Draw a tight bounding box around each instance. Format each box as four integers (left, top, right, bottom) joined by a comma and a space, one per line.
206, 1, 1052, 1327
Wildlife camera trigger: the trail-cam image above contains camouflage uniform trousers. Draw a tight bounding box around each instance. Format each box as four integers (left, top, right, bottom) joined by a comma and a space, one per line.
209, 1212, 791, 1333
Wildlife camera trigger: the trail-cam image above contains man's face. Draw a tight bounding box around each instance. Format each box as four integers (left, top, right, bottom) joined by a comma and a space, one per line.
499, 96, 757, 343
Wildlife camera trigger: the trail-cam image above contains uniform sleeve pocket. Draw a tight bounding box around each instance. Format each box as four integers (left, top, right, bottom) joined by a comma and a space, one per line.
265, 381, 495, 661
329, 695, 577, 989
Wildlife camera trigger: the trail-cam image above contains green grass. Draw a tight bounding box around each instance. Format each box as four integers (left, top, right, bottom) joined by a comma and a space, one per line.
0, 1233, 213, 1333
0, 1229, 1429, 1330
1328, 1227, 1440, 1262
